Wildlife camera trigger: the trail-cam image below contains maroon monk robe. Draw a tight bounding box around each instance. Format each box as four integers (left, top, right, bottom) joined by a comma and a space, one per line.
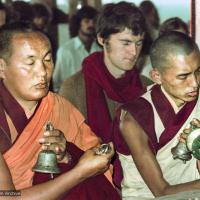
0, 79, 36, 153
0, 79, 120, 199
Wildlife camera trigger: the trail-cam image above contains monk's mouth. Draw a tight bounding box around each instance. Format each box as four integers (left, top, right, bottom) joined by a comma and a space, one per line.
188, 91, 198, 97
35, 83, 48, 89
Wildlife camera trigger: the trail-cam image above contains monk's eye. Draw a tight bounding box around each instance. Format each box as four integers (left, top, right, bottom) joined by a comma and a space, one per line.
135, 40, 143, 47
196, 67, 200, 73
25, 59, 34, 65
44, 54, 52, 63
177, 75, 187, 80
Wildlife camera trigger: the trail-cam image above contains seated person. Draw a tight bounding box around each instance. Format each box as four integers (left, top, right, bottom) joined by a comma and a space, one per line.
59, 2, 152, 188
0, 21, 120, 199
53, 6, 101, 92
59, 2, 150, 143
113, 32, 200, 198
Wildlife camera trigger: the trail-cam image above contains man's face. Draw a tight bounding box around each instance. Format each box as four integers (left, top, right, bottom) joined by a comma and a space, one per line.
79, 18, 95, 36
1, 32, 53, 104
99, 28, 144, 78
159, 50, 200, 107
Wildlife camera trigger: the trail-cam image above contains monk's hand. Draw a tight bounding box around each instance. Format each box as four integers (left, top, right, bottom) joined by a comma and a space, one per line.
179, 118, 200, 143
190, 118, 200, 128
179, 126, 191, 144
75, 142, 114, 178
39, 129, 70, 163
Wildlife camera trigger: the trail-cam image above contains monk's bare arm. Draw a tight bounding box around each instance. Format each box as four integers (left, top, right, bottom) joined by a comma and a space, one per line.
120, 111, 200, 197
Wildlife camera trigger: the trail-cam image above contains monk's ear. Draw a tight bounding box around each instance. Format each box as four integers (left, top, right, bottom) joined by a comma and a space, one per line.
0, 59, 6, 79
150, 68, 162, 84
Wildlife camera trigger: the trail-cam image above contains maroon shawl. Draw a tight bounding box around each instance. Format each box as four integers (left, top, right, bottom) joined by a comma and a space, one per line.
0, 80, 39, 153
113, 84, 197, 155
82, 52, 145, 143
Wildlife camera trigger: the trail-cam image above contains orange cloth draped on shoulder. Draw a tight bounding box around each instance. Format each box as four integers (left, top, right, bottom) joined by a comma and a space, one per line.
3, 92, 101, 189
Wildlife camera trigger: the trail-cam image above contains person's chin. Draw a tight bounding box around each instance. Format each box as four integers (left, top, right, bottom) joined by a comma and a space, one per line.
185, 96, 198, 102
125, 64, 134, 71
34, 88, 49, 98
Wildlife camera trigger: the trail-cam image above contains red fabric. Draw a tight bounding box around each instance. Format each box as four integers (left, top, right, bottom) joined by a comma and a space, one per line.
33, 142, 121, 200
0, 80, 27, 138
82, 51, 145, 143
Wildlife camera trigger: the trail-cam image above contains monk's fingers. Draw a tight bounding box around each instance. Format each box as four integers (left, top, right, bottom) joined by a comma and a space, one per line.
191, 118, 200, 128
58, 152, 72, 163
182, 128, 191, 135
39, 134, 66, 147
44, 129, 65, 137
179, 137, 186, 143
179, 132, 188, 139
56, 154, 66, 161
42, 143, 66, 154
41, 136, 65, 145
42, 143, 67, 161
179, 132, 189, 143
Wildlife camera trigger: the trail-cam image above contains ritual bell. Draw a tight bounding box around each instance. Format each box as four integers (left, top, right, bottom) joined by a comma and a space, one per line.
32, 122, 60, 177
32, 149, 60, 174
171, 124, 200, 163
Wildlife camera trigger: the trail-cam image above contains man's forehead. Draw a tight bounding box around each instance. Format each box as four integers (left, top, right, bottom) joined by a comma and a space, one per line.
12, 32, 50, 46
14, 31, 43, 38
9, 32, 51, 57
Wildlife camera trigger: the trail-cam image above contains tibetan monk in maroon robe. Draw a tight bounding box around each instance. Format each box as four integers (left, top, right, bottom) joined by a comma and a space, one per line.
0, 21, 120, 200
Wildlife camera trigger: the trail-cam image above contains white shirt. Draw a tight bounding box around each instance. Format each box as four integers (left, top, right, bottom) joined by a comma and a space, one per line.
52, 36, 101, 92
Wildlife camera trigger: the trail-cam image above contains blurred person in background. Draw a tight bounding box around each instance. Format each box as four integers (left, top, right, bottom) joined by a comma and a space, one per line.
53, 5, 101, 92
31, 3, 52, 32
7, 1, 34, 23
139, 0, 160, 41
159, 17, 189, 36
137, 0, 160, 80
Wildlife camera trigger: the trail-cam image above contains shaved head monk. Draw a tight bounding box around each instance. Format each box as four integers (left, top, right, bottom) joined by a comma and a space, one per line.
113, 31, 200, 199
